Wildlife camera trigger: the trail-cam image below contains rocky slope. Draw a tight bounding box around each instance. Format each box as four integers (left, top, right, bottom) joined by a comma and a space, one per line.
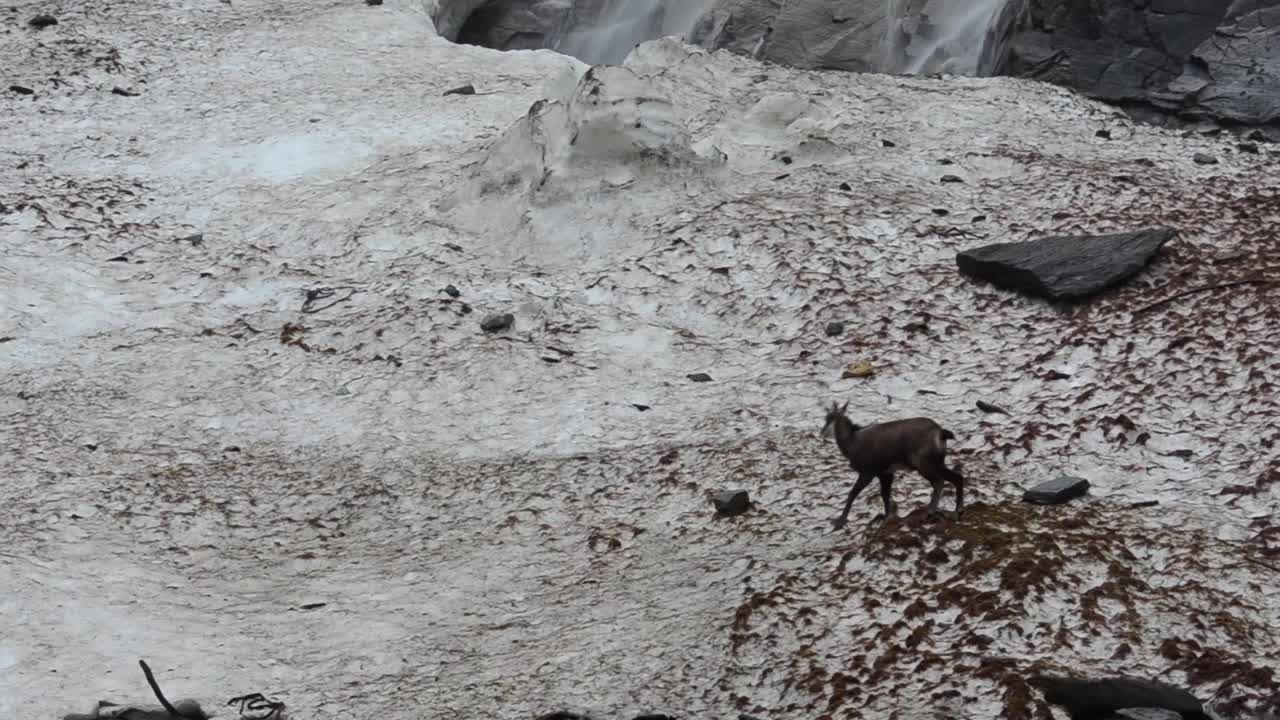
2, 1, 1279, 718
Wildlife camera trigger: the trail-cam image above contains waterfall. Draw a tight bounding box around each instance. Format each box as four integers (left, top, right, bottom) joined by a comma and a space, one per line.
557, 0, 717, 66
882, 0, 1017, 76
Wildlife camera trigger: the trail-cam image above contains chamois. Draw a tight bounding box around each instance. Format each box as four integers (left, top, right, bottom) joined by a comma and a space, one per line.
820, 400, 964, 530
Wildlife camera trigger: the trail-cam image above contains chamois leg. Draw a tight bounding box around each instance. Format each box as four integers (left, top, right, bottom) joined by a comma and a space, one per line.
943, 464, 965, 518
833, 471, 874, 531
877, 472, 898, 518
921, 458, 960, 520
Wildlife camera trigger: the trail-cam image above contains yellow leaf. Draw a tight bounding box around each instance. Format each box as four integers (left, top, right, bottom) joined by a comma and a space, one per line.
842, 361, 875, 379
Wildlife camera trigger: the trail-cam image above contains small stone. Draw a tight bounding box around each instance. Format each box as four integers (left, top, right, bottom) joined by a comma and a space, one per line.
976, 400, 1009, 415
687, 372, 713, 382
480, 313, 513, 333
1192, 152, 1218, 165
443, 284, 460, 298
632, 404, 650, 411
932, 208, 949, 216
1023, 475, 1090, 505
443, 83, 475, 96
824, 321, 844, 337
937, 158, 955, 165
1095, 129, 1111, 140
111, 86, 139, 97
365, 0, 383, 4
939, 174, 964, 184
839, 182, 852, 191
881, 139, 896, 148
1045, 369, 1071, 380
712, 490, 750, 516
779, 155, 793, 165
1237, 142, 1259, 154
28, 13, 57, 28
8, 85, 35, 95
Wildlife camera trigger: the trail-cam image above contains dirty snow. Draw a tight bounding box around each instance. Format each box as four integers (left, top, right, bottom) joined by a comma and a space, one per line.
2, 1, 1278, 718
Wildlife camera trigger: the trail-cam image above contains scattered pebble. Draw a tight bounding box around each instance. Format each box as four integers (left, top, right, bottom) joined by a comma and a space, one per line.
443, 83, 475, 96
1128, 500, 1159, 509
443, 284, 460, 298
881, 139, 896, 148
932, 208, 949, 216
480, 313, 513, 333
1023, 475, 1090, 505
939, 174, 964, 184
28, 13, 57, 28
1095, 129, 1111, 140
365, 0, 383, 5
111, 86, 139, 97
839, 182, 852, 191
1192, 152, 1218, 165
1045, 369, 1071, 380
687, 372, 713, 383
712, 490, 750, 517
976, 400, 1009, 415
937, 158, 955, 165
824, 321, 844, 337
8, 85, 35, 95
632, 404, 650, 412
1237, 142, 1259, 154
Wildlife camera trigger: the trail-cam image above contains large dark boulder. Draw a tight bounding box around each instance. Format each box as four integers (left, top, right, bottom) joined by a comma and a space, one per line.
1003, 0, 1280, 128
1027, 675, 1211, 720
956, 227, 1177, 302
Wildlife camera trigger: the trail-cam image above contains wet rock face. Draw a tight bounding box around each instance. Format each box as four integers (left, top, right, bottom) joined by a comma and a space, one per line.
955, 227, 1176, 302
1004, 0, 1280, 127
689, 0, 1024, 76
444, 0, 680, 64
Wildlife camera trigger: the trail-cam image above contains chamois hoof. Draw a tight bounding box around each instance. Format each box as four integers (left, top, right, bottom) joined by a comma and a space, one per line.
831, 517, 848, 531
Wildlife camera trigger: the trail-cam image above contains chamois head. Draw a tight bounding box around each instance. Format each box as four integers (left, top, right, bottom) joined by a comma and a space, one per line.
820, 400, 858, 440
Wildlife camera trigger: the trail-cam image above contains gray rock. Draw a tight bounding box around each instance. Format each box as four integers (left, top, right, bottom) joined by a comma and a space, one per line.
1022, 475, 1090, 505
955, 227, 1177, 302
480, 313, 514, 333
1004, 1, 1280, 128
824, 321, 844, 337
712, 489, 750, 516
1193, 152, 1218, 165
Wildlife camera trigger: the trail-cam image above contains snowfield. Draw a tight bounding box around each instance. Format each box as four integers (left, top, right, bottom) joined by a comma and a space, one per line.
2, 1, 1278, 718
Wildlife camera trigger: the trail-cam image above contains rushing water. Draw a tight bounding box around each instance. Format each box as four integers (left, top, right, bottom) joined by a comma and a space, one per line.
882, 0, 1016, 76
558, 0, 717, 66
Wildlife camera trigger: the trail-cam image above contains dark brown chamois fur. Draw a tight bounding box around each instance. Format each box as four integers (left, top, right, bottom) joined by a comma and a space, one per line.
821, 400, 964, 530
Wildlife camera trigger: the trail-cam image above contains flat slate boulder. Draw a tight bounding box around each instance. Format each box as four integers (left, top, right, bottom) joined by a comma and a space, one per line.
956, 227, 1177, 301
1023, 475, 1090, 505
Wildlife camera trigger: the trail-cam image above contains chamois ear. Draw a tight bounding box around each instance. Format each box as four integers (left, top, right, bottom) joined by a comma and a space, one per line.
840, 400, 850, 414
